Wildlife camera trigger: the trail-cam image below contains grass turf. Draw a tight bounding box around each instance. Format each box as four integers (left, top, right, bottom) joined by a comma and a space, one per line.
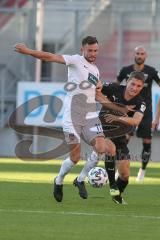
0, 159, 160, 240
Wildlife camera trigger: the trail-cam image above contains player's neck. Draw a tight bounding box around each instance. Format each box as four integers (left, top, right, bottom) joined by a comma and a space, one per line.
134, 64, 144, 71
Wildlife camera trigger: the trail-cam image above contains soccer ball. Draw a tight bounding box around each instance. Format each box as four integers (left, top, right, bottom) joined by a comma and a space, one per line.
88, 167, 108, 188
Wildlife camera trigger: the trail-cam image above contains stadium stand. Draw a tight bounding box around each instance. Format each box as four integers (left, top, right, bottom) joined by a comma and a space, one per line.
0, 0, 27, 28
96, 31, 152, 81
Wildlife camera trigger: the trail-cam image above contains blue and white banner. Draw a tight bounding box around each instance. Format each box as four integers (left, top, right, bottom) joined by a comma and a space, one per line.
16, 82, 66, 127
16, 82, 160, 129
152, 84, 160, 130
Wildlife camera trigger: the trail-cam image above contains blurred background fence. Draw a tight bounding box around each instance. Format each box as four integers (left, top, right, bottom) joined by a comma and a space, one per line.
0, 0, 160, 160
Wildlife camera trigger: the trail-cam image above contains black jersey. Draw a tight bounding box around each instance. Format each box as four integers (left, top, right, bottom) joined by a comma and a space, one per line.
100, 83, 146, 116
117, 64, 160, 114
99, 83, 146, 138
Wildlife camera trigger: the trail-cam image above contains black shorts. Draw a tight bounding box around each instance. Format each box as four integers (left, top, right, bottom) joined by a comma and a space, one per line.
136, 114, 152, 139
105, 136, 130, 161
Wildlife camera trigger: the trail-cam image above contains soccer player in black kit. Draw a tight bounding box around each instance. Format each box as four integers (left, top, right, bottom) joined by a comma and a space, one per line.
117, 46, 160, 181
75, 71, 146, 204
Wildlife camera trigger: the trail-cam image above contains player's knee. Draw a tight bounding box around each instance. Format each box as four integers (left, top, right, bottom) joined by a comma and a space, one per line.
71, 155, 80, 164
106, 143, 116, 157
100, 138, 116, 156
120, 172, 129, 181
143, 138, 152, 144
70, 152, 81, 163
96, 145, 106, 154
93, 137, 106, 154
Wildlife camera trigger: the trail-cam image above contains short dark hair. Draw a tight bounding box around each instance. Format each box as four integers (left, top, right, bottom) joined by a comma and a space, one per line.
82, 36, 98, 46
128, 71, 145, 83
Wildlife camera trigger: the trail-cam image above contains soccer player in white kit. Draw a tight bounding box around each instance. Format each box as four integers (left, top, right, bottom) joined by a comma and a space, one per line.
14, 36, 118, 202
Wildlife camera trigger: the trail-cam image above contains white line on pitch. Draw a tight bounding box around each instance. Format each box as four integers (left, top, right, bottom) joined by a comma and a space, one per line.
0, 208, 160, 220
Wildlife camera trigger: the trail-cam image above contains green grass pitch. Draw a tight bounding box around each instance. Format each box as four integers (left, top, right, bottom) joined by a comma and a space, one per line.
0, 158, 160, 240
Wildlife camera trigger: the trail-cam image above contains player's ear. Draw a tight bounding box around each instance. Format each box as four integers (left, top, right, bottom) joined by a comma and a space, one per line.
80, 47, 84, 54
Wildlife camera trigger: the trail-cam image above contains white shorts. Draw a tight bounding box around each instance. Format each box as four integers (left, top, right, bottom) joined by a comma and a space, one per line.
63, 117, 104, 144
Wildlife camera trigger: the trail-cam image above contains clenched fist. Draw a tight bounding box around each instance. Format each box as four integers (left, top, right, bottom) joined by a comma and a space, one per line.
14, 43, 30, 55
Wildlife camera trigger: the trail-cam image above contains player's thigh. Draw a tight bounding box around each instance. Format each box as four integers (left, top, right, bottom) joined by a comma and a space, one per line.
82, 118, 115, 155
63, 123, 81, 144
90, 136, 115, 155
82, 118, 104, 145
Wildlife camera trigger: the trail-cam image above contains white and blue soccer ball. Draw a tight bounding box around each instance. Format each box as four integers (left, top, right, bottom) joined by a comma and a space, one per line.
88, 167, 108, 188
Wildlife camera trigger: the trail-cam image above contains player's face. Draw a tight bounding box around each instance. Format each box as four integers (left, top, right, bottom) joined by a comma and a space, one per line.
134, 47, 147, 65
126, 78, 144, 97
81, 43, 99, 63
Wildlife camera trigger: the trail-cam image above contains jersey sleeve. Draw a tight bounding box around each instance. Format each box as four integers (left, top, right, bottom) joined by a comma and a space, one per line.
136, 101, 146, 114
62, 54, 80, 66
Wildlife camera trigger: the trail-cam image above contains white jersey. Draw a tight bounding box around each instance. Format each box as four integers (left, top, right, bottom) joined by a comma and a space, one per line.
62, 54, 100, 124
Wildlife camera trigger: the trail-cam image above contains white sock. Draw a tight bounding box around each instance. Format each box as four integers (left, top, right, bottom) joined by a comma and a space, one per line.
56, 157, 75, 185
77, 151, 99, 182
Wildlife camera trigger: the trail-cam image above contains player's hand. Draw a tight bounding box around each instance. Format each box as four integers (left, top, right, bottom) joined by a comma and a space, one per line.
126, 105, 136, 112
103, 114, 120, 123
152, 118, 159, 131
14, 43, 30, 54
96, 80, 103, 92
95, 90, 105, 102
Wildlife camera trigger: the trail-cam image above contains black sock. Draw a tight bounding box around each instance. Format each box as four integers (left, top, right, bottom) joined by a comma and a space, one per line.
116, 177, 128, 194
105, 155, 116, 187
141, 143, 151, 170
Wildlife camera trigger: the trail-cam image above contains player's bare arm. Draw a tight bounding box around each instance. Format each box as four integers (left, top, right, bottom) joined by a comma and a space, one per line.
119, 111, 143, 126
14, 43, 65, 64
96, 90, 129, 115
104, 111, 143, 126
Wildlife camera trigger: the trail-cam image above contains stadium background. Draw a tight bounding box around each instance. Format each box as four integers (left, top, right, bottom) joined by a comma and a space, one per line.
0, 0, 160, 160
